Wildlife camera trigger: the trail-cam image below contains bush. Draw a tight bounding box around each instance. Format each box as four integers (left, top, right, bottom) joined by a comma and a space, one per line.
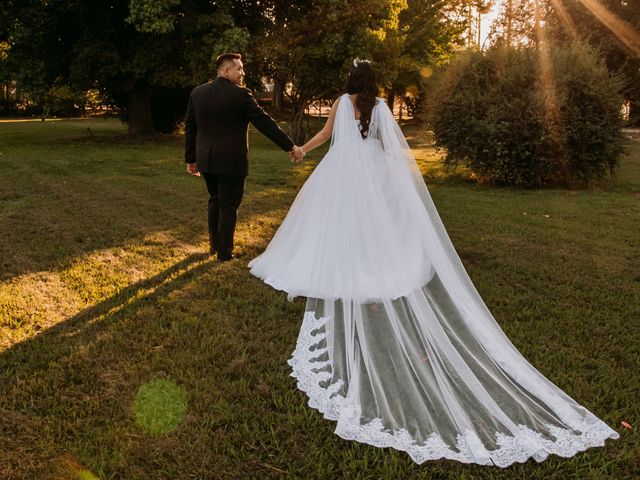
44, 84, 86, 117
426, 42, 626, 187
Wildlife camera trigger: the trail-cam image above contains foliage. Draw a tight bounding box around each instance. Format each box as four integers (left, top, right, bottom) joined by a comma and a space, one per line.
126, 0, 182, 34
487, 0, 640, 125
245, 0, 467, 141
547, 0, 640, 125
487, 0, 540, 47
1, 0, 249, 133
44, 83, 86, 117
380, 0, 467, 116
0, 0, 468, 134
427, 42, 625, 187
256, 0, 401, 143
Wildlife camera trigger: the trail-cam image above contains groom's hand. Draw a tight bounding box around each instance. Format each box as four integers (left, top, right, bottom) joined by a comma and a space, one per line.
187, 162, 200, 176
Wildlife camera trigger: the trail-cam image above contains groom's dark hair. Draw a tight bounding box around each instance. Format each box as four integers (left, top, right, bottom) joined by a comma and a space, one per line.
216, 53, 242, 71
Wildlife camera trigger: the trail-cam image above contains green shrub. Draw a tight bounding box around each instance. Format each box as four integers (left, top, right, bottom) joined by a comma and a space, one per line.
45, 84, 86, 117
426, 42, 625, 187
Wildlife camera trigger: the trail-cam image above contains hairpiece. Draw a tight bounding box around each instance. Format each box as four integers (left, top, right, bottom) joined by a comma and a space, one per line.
352, 57, 371, 67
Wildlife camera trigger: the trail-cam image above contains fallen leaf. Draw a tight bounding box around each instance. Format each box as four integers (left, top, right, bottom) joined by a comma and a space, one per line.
621, 421, 633, 430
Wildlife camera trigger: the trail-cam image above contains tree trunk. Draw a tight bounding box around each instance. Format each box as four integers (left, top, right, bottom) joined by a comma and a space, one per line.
477, 10, 481, 48
387, 91, 396, 117
629, 99, 640, 126
289, 103, 308, 145
273, 79, 284, 114
533, 0, 540, 50
467, 3, 473, 48
506, 0, 512, 46
127, 89, 155, 135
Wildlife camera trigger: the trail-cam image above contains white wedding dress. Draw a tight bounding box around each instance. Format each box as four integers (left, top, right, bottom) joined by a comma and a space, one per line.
248, 93, 619, 467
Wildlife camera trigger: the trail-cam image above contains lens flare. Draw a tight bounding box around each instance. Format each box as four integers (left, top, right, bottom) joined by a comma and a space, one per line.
59, 454, 100, 480
420, 66, 434, 78
133, 378, 188, 435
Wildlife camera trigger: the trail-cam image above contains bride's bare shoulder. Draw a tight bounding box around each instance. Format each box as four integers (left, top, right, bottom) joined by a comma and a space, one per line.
330, 96, 342, 112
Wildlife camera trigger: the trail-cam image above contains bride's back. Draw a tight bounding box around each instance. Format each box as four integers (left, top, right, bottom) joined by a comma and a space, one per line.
331, 93, 386, 146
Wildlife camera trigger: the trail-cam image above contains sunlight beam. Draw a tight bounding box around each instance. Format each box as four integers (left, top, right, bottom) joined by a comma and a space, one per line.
537, 30, 560, 126
576, 0, 640, 56
536, 21, 570, 175
547, 0, 579, 39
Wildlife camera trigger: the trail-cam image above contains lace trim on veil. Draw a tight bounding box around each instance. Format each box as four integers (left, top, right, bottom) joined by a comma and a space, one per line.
287, 311, 619, 467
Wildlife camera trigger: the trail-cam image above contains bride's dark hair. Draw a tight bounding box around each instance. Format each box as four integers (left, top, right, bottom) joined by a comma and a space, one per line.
344, 60, 379, 139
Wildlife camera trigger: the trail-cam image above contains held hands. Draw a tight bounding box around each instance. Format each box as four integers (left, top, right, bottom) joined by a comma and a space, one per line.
187, 162, 200, 176
289, 145, 305, 163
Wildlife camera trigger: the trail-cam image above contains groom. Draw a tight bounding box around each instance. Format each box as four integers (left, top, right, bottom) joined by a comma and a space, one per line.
184, 53, 303, 262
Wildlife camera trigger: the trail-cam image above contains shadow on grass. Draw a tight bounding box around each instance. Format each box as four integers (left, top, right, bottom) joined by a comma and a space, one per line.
1, 252, 212, 366
0, 236, 322, 479
0, 252, 226, 478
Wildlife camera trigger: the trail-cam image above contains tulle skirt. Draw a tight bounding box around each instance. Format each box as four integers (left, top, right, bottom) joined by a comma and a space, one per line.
248, 99, 619, 466
249, 140, 436, 301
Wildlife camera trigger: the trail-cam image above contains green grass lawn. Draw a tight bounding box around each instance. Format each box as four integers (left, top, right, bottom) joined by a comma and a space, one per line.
0, 118, 638, 479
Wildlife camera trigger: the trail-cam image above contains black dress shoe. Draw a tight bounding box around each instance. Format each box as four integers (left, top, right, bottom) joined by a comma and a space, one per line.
216, 253, 234, 263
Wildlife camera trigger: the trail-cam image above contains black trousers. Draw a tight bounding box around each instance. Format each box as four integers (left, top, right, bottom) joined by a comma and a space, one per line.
201, 173, 245, 258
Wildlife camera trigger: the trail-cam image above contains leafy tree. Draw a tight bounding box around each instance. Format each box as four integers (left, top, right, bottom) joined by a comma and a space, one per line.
254, 0, 467, 142
486, 0, 640, 124
1, 0, 248, 133
380, 0, 467, 118
486, 0, 543, 47
546, 0, 640, 124
253, 0, 402, 144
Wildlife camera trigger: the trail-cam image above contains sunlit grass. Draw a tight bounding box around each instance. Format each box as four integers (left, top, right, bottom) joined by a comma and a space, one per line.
0, 118, 638, 479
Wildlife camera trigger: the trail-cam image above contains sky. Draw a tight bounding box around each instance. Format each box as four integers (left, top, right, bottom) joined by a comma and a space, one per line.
480, 0, 504, 47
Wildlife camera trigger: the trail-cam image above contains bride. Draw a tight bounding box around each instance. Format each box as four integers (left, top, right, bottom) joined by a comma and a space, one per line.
248, 59, 619, 467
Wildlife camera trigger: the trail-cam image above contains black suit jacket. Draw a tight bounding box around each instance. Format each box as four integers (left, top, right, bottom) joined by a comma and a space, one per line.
184, 77, 294, 176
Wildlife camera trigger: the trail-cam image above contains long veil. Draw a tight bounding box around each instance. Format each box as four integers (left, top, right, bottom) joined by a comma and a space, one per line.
286, 94, 619, 466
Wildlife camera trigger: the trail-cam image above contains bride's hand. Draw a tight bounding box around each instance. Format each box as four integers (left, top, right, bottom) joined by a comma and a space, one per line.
290, 146, 305, 163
